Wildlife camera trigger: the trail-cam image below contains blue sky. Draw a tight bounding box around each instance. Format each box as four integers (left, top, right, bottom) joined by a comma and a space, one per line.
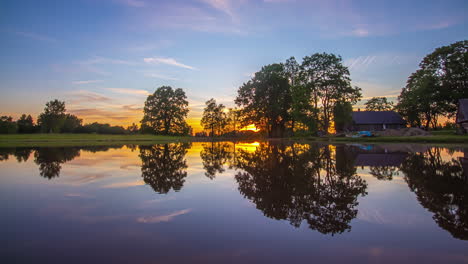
1, 0, 467, 130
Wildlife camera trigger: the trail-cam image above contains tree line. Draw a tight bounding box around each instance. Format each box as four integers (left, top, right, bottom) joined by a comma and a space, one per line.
0, 99, 136, 134
1, 40, 466, 135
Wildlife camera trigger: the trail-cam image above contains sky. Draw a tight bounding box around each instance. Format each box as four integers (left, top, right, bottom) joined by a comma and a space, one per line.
1, 0, 467, 131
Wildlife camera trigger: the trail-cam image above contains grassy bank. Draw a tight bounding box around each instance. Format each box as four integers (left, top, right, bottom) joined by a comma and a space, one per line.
0, 134, 190, 147
1, 133, 467, 147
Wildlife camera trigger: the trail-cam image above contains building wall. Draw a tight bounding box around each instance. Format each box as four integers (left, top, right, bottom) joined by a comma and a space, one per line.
350, 124, 405, 131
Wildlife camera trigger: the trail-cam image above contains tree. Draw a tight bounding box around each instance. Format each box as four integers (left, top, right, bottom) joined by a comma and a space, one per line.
301, 53, 361, 133
0, 116, 17, 134
333, 101, 353, 132
365, 97, 394, 111
61, 114, 82, 133
397, 40, 468, 127
127, 123, 139, 134
17, 114, 35, 133
284, 57, 317, 133
201, 98, 227, 136
38, 99, 66, 133
227, 108, 240, 134
397, 69, 448, 129
141, 86, 190, 135
235, 64, 292, 138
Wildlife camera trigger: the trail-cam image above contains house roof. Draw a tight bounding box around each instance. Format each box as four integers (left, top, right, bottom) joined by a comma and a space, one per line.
352, 111, 406, 125
456, 99, 468, 124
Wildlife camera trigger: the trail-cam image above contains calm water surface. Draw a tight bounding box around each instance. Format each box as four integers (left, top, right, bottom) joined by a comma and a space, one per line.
1, 142, 467, 263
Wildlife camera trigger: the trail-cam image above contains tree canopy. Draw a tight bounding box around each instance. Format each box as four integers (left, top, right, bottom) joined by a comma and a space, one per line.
201, 98, 228, 136
38, 99, 67, 133
397, 40, 468, 128
141, 86, 191, 135
365, 97, 394, 111
236, 63, 292, 138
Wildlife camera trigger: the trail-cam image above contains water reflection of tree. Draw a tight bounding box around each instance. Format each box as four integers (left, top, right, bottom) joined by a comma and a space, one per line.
400, 148, 468, 240
139, 143, 190, 194
34, 147, 81, 179
0, 147, 32, 162
369, 166, 399, 180
200, 142, 233, 179
234, 143, 367, 235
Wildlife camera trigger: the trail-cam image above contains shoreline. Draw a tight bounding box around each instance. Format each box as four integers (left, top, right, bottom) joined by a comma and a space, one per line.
0, 133, 467, 147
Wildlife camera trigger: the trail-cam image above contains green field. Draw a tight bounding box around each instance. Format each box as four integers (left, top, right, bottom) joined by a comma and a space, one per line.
1, 133, 468, 147
0, 134, 190, 147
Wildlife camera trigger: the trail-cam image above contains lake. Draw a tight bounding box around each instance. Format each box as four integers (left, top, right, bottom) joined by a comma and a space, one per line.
1, 142, 467, 263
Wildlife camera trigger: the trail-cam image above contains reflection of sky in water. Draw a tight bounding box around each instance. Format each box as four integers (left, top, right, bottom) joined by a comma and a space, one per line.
0, 143, 467, 264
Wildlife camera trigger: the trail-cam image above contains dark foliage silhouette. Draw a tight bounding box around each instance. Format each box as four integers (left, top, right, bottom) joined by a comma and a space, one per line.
139, 143, 191, 194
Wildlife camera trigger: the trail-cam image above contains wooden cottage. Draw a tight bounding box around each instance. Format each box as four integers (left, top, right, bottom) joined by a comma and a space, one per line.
350, 111, 406, 131
456, 99, 468, 134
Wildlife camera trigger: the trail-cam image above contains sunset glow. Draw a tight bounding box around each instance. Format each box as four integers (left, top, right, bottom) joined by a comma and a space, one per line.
1, 0, 466, 130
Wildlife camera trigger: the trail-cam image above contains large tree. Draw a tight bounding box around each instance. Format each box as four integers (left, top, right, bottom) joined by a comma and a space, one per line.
141, 86, 190, 135
201, 98, 228, 136
0, 116, 17, 134
397, 40, 468, 127
365, 97, 394, 111
285, 57, 317, 133
235, 64, 292, 138
301, 53, 361, 133
38, 99, 67, 133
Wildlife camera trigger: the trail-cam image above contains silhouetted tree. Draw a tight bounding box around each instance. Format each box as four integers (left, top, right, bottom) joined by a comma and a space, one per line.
139, 143, 190, 194
38, 100, 67, 133
365, 97, 394, 111
235, 64, 291, 138
141, 86, 190, 135
201, 98, 228, 136
0, 116, 17, 134
61, 114, 82, 133
397, 40, 468, 128
127, 123, 139, 134
17, 114, 35, 133
301, 53, 361, 133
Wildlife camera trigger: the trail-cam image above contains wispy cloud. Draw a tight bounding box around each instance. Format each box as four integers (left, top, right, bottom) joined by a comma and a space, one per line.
72, 80, 103, 85
137, 209, 192, 223
68, 108, 130, 121
145, 73, 179, 81
78, 57, 135, 66
106, 88, 150, 96
144, 57, 196, 70
68, 90, 112, 103
15, 31, 57, 42
200, 0, 237, 21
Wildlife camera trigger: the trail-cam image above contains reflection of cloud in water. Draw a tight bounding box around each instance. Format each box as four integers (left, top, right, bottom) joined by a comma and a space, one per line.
137, 209, 192, 223
102, 180, 145, 189
357, 208, 427, 226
